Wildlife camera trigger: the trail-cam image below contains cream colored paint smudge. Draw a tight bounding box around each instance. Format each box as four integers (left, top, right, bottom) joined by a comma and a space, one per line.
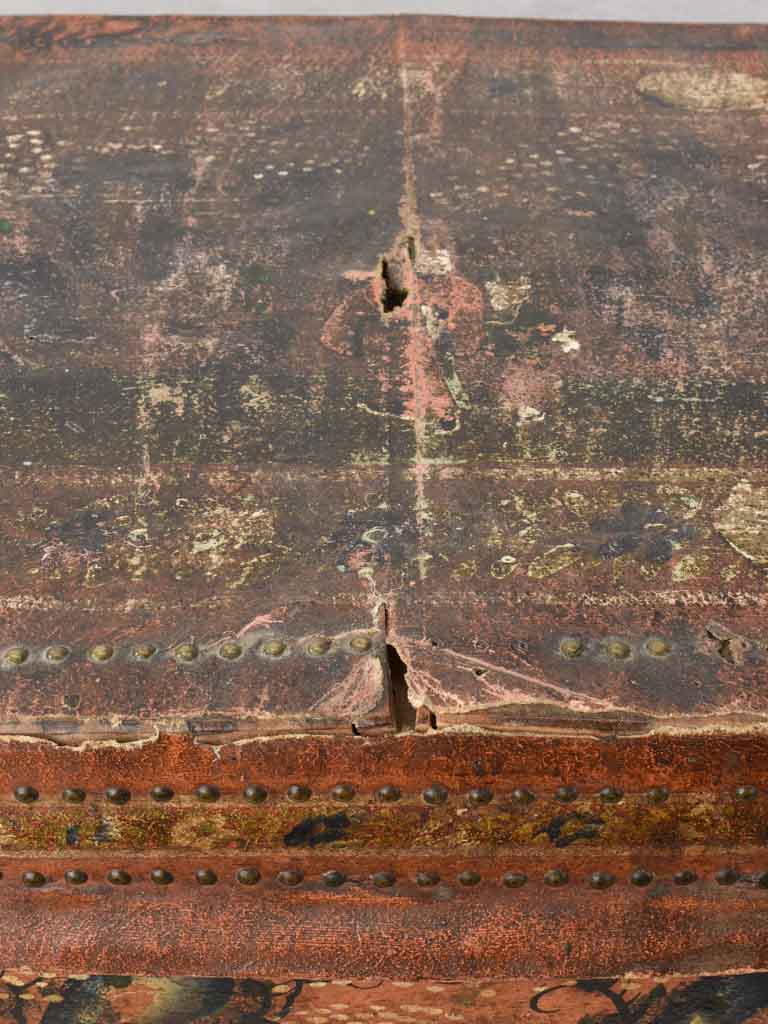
553, 326, 580, 354
637, 70, 768, 111
416, 249, 452, 276
517, 405, 545, 424
485, 276, 531, 316
715, 481, 768, 565
528, 543, 579, 579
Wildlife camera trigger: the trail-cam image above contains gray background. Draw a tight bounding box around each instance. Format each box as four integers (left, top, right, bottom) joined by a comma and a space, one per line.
0, 1, 766, 21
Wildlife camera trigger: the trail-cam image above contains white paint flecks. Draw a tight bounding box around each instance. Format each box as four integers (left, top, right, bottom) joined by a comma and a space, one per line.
553, 326, 581, 354
485, 276, 531, 316
715, 481, 768, 565
517, 405, 545, 424
416, 249, 453, 276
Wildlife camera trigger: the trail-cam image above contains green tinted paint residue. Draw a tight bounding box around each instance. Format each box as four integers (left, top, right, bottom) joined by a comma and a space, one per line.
0, 219, 13, 235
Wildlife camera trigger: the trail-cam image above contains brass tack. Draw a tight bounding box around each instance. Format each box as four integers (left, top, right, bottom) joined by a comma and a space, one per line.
467, 787, 493, 806
647, 786, 670, 804
599, 786, 624, 803
236, 868, 261, 886
544, 868, 569, 887
349, 635, 372, 653
150, 785, 174, 803
646, 637, 671, 657
376, 784, 401, 803
555, 785, 578, 803
307, 638, 332, 656
45, 645, 69, 663
278, 868, 303, 886
65, 869, 87, 885
89, 644, 114, 662
195, 868, 218, 886
589, 871, 615, 890
107, 868, 131, 886
674, 869, 697, 885
14, 786, 38, 804
62, 788, 86, 804
422, 783, 448, 805
502, 871, 527, 888
105, 786, 130, 805
175, 643, 198, 662
630, 868, 654, 887
151, 868, 173, 885
372, 870, 396, 888
416, 871, 440, 887
4, 647, 28, 666
511, 788, 535, 805
715, 868, 740, 886
458, 870, 481, 886
219, 641, 242, 660
22, 870, 46, 887
606, 639, 631, 660
560, 637, 584, 659
331, 783, 356, 801
287, 784, 311, 802
261, 639, 286, 657
735, 785, 758, 801
133, 643, 156, 660
243, 784, 268, 803
195, 784, 220, 803
323, 870, 346, 888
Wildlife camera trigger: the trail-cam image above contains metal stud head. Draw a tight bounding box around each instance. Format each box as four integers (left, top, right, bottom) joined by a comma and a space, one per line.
376, 784, 401, 803
277, 868, 303, 886
261, 639, 286, 657
502, 871, 527, 888
467, 787, 493, 806
45, 645, 69, 663
323, 870, 346, 888
195, 868, 218, 886
606, 639, 631, 660
243, 784, 268, 804
511, 788, 535, 805
599, 786, 624, 803
349, 635, 372, 653
286, 784, 311, 802
62, 787, 86, 804
372, 870, 396, 888
589, 871, 615, 890
14, 786, 38, 804
150, 785, 174, 803
64, 869, 88, 885
458, 870, 481, 886
195, 784, 220, 803
4, 647, 28, 666
133, 643, 156, 660
107, 869, 131, 886
331, 783, 356, 801
646, 637, 671, 657
236, 868, 261, 886
560, 637, 584, 659
674, 869, 697, 886
219, 641, 242, 660
22, 870, 46, 887
735, 785, 758, 801
630, 869, 654, 887
175, 643, 198, 662
555, 785, 578, 803
151, 869, 174, 885
544, 868, 569, 887
715, 868, 740, 886
105, 786, 130, 805
89, 644, 114, 662
422, 783, 448, 806
647, 786, 670, 804
416, 871, 440, 887
307, 638, 332, 656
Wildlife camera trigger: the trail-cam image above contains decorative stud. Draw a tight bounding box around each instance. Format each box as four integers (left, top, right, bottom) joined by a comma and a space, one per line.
45, 645, 69, 663
560, 637, 584, 659
22, 871, 46, 887
64, 869, 88, 885
331, 783, 356, 801
674, 869, 697, 885
646, 637, 671, 657
349, 635, 372, 653
195, 869, 218, 886
62, 787, 86, 804
458, 870, 481, 886
286, 784, 311, 802
175, 643, 198, 662
243, 785, 268, 803
555, 785, 578, 803
323, 870, 346, 888
4, 647, 28, 666
502, 871, 528, 888
630, 869, 654, 887
647, 786, 670, 804
377, 784, 401, 803
307, 638, 332, 656
150, 785, 174, 803
89, 644, 114, 662
416, 871, 440, 887
133, 643, 156, 660
544, 869, 569, 887
422, 783, 448, 806
606, 639, 631, 660
151, 869, 173, 885
105, 786, 130, 805
219, 641, 242, 660
107, 869, 131, 886
715, 868, 740, 886
277, 868, 303, 886
757, 872, 768, 889
599, 786, 624, 803
511, 788, 535, 805
589, 871, 615, 890
372, 870, 396, 888
467, 787, 493, 806
236, 868, 261, 886
261, 639, 286, 657
14, 786, 38, 804
735, 785, 758, 801
195, 784, 220, 803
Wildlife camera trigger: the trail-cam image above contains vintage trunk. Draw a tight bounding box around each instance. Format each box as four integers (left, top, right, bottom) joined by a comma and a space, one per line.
0, 12, 767, 1022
